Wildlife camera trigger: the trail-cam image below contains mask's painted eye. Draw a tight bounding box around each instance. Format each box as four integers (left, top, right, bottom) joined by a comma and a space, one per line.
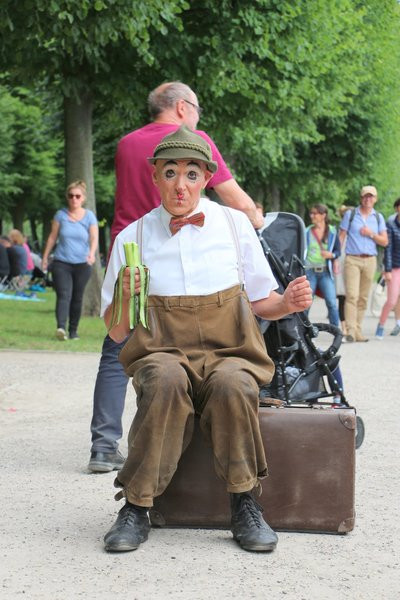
187, 170, 199, 181
164, 169, 176, 179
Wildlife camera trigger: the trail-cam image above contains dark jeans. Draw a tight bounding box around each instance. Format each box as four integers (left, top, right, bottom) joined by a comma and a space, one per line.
90, 335, 129, 452
51, 260, 92, 333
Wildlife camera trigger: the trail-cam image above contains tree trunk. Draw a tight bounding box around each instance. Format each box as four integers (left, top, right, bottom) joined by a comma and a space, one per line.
10, 196, 26, 231
267, 184, 281, 212
64, 94, 102, 316
29, 217, 39, 248
41, 210, 54, 252
295, 199, 306, 222
98, 222, 110, 266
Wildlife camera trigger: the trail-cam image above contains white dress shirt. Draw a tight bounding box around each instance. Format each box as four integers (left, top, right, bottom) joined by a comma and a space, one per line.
101, 198, 277, 316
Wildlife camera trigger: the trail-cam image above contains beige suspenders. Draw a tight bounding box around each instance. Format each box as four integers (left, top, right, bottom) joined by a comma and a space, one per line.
136, 216, 144, 262
221, 206, 244, 289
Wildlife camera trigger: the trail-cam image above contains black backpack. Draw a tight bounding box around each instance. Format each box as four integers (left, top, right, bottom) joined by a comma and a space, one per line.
347, 207, 381, 231
347, 208, 384, 270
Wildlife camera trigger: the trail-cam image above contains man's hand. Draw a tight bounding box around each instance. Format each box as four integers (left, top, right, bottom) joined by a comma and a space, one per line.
282, 276, 313, 313
104, 267, 142, 343
321, 249, 333, 260
252, 275, 312, 321
384, 271, 392, 282
360, 225, 373, 238
121, 266, 142, 297
252, 211, 265, 230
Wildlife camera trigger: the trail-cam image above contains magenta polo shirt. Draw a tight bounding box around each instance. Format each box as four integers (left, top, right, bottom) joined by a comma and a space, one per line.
110, 123, 233, 244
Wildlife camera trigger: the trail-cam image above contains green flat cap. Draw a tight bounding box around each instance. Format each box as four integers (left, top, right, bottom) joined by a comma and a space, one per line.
148, 125, 218, 173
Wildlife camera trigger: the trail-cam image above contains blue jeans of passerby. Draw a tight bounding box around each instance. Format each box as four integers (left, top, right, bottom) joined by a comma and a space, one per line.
306, 267, 339, 327
90, 335, 129, 453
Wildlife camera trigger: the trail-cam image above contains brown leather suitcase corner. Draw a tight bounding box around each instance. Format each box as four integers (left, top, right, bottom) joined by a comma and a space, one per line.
150, 406, 356, 534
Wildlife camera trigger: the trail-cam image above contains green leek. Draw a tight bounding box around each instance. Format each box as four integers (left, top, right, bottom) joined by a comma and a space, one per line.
108, 241, 150, 332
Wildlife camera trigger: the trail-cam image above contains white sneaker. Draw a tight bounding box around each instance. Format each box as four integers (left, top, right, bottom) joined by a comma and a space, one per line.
56, 327, 68, 341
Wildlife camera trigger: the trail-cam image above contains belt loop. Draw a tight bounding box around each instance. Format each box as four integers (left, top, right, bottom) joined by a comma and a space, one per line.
163, 298, 171, 311
217, 291, 223, 307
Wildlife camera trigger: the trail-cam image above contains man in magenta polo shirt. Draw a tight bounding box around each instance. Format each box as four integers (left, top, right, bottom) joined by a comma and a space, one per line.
111, 82, 262, 240
89, 82, 264, 473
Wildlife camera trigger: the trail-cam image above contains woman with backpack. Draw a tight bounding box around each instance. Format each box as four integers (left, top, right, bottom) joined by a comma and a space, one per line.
305, 203, 341, 327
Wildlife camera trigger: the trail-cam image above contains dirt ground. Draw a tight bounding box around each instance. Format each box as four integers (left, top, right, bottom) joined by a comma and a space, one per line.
1, 299, 399, 600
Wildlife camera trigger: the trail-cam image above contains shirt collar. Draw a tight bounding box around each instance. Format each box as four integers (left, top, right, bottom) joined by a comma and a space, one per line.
357, 206, 377, 216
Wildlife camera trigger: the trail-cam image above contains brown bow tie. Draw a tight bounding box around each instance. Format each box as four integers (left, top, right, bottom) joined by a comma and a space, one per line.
169, 212, 205, 235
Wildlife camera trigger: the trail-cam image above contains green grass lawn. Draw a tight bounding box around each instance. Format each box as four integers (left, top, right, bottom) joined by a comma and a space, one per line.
0, 288, 106, 353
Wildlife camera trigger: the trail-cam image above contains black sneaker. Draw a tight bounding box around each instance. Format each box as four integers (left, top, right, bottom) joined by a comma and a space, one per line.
88, 450, 125, 473
230, 492, 278, 552
69, 331, 80, 340
104, 502, 150, 552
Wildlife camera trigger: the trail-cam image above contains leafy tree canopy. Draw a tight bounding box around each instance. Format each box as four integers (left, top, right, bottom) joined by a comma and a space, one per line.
0, 82, 62, 228
0, 0, 188, 97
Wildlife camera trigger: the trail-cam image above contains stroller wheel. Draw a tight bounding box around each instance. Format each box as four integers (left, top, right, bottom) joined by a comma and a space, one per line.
355, 416, 365, 449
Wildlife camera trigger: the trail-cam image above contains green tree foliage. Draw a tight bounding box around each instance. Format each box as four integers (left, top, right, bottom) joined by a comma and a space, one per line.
145, 0, 400, 217
360, 0, 400, 212
0, 84, 62, 235
190, 1, 396, 216
288, 0, 400, 219
1, 0, 399, 307
0, 0, 188, 313
0, 86, 23, 201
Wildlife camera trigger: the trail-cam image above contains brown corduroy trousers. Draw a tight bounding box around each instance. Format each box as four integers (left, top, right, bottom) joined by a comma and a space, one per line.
117, 285, 275, 507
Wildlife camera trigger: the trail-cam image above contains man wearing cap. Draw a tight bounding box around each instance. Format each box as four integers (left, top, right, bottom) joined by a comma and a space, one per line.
101, 126, 312, 554
89, 81, 264, 474
339, 185, 388, 342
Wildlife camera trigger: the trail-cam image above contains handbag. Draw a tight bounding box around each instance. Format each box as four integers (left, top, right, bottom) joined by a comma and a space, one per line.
370, 274, 387, 317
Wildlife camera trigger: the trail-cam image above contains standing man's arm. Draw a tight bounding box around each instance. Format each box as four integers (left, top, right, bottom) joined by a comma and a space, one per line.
197, 130, 264, 229
213, 179, 264, 229
338, 209, 351, 248
339, 228, 347, 247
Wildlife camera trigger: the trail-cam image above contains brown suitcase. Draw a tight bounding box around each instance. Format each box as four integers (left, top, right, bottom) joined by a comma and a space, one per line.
150, 406, 356, 533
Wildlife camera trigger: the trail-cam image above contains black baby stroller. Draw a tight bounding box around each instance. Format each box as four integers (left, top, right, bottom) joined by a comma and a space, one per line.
257, 212, 365, 449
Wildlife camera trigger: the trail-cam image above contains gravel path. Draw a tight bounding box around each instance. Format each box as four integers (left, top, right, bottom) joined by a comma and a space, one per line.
1, 300, 399, 599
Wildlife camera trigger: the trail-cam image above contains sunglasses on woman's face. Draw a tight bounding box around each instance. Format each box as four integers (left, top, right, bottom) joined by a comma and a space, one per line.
68, 193, 82, 199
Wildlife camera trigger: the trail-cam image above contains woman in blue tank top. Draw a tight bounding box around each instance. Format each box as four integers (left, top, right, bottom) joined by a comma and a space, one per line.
42, 180, 98, 340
